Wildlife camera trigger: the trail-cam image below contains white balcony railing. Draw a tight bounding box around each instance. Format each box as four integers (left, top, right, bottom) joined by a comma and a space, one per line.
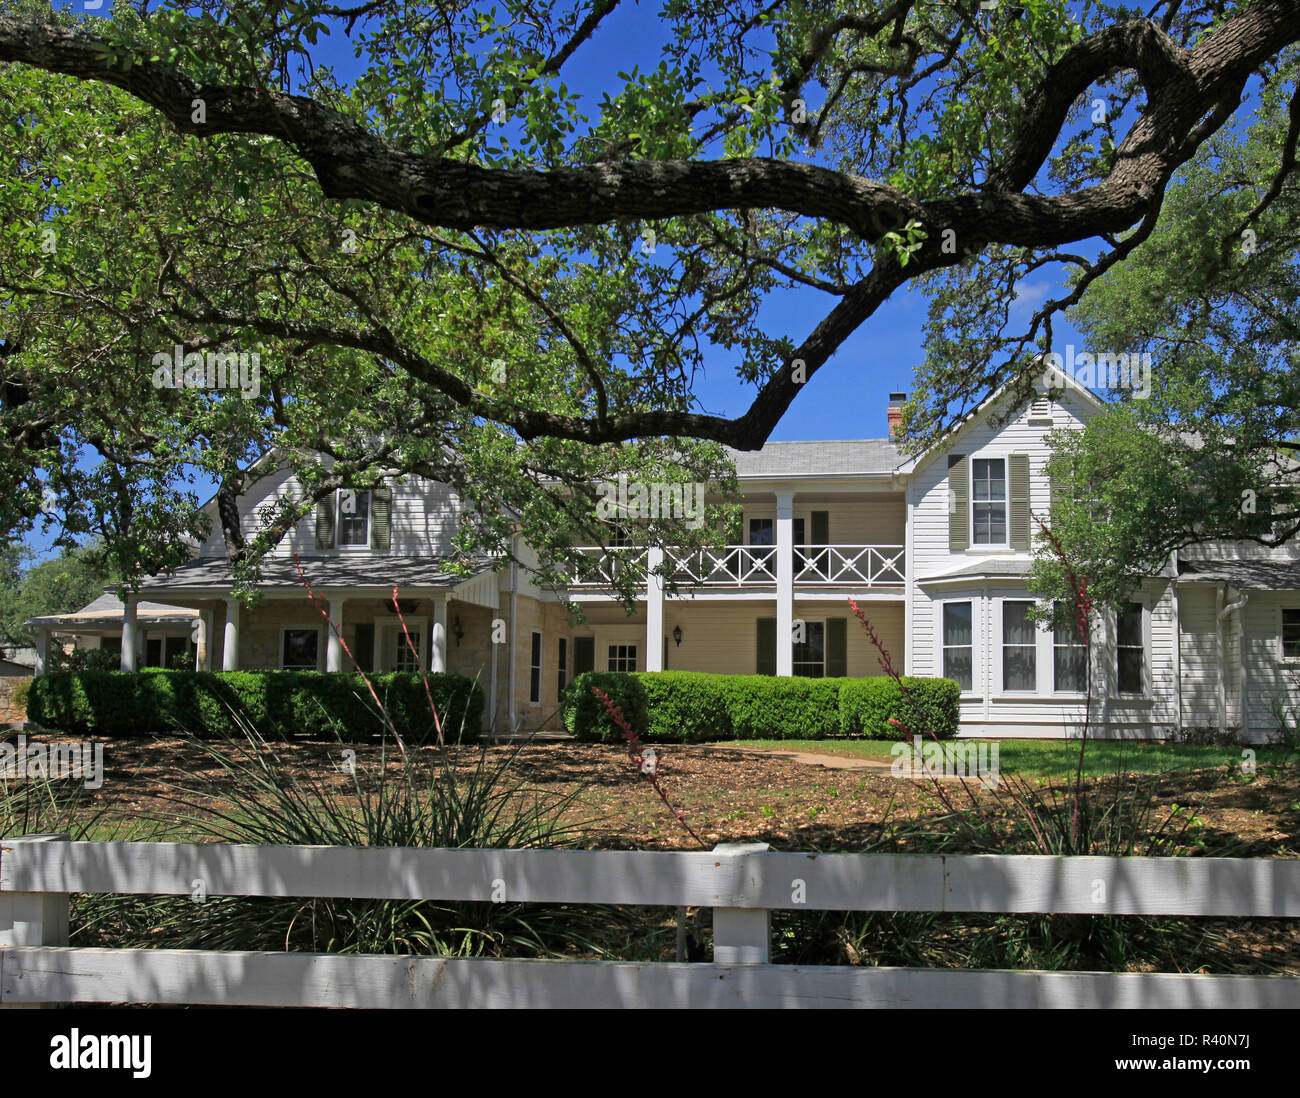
568, 544, 905, 589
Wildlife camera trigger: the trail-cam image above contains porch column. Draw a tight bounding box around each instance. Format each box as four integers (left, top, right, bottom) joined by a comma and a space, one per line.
120, 595, 138, 672
776, 492, 794, 676
33, 627, 50, 677
222, 597, 240, 672
645, 546, 664, 672
195, 611, 212, 671
430, 595, 447, 673
326, 598, 344, 672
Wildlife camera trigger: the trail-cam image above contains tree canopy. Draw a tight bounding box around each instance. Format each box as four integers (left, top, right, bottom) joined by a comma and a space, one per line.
1, 0, 1298, 592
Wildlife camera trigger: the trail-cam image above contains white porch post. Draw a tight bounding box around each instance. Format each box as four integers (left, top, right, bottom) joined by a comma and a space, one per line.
196, 610, 212, 671
33, 627, 50, 677
776, 492, 794, 677
430, 595, 447, 673
326, 598, 344, 672
120, 596, 138, 672
222, 597, 240, 672
645, 546, 664, 672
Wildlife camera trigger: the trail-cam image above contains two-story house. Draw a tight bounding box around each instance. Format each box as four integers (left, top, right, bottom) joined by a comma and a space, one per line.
27, 373, 1300, 742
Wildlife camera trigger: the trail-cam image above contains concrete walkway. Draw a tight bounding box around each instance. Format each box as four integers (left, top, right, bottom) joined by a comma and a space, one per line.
700, 744, 897, 772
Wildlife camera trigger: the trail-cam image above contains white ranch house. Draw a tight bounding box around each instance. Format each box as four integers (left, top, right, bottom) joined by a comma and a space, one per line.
27, 378, 1300, 741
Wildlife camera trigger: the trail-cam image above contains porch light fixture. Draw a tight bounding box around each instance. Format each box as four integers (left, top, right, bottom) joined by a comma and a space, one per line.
452, 616, 464, 646
672, 625, 683, 647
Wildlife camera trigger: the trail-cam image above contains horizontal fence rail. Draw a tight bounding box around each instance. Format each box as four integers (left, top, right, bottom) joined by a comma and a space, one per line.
2, 836, 1299, 1009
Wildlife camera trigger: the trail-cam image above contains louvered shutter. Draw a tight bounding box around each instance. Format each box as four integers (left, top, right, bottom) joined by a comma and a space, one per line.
757, 618, 776, 676
1009, 453, 1031, 550
948, 454, 969, 551
826, 618, 847, 677
315, 496, 335, 550
371, 484, 392, 551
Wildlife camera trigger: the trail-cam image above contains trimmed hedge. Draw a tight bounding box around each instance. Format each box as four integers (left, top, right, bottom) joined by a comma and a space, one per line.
561, 671, 648, 743
25, 669, 484, 742
563, 670, 960, 743
839, 676, 961, 740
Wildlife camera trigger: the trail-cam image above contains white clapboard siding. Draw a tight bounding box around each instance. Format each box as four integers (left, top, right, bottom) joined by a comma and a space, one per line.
4, 948, 1299, 1009
4, 841, 1300, 917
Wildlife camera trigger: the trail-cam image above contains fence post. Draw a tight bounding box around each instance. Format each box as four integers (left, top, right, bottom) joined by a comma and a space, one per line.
0, 833, 71, 1009
712, 842, 770, 964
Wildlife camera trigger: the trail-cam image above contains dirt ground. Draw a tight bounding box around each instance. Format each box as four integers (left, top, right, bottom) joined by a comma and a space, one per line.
58, 735, 1300, 856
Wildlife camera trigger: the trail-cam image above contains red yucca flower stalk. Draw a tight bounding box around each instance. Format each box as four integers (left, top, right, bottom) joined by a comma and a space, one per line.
590, 686, 706, 848
848, 597, 988, 817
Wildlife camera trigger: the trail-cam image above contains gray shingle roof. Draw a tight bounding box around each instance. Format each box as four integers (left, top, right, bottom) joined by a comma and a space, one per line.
918, 558, 1035, 582
135, 555, 496, 592
725, 439, 900, 478
25, 594, 200, 627
1178, 558, 1300, 590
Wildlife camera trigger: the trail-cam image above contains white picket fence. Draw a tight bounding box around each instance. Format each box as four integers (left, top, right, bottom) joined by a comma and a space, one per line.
2, 834, 1299, 1008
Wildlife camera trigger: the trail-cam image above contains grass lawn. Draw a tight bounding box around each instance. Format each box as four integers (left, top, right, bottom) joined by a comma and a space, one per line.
726, 737, 1300, 779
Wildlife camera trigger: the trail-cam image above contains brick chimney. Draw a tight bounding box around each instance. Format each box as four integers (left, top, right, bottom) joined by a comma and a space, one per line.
887, 392, 907, 438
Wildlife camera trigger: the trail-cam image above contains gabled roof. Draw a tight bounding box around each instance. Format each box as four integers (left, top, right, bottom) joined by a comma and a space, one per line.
892, 363, 1108, 476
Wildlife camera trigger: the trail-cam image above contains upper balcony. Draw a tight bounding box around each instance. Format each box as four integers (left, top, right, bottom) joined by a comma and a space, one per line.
568, 544, 906, 591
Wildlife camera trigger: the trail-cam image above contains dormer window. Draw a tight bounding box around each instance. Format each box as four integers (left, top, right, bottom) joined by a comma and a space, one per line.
337, 489, 371, 547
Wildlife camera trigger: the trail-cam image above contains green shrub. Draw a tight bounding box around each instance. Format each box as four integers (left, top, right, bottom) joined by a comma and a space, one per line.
26, 670, 483, 742
723, 675, 844, 740
563, 671, 648, 743
839, 676, 961, 740
635, 671, 735, 742
10, 676, 31, 713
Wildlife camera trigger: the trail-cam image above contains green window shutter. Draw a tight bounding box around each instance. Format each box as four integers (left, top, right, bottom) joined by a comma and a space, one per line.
757, 618, 776, 676
353, 623, 374, 673
811, 510, 829, 545
371, 485, 392, 551
573, 636, 595, 675
948, 454, 969, 551
826, 617, 847, 677
315, 495, 335, 550
1009, 453, 1031, 550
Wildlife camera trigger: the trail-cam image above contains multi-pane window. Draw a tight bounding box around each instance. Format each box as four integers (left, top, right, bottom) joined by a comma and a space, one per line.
1002, 601, 1036, 691
530, 631, 542, 703
608, 644, 637, 673
1116, 602, 1145, 694
943, 602, 973, 692
749, 518, 775, 575
1053, 617, 1087, 693
337, 489, 371, 547
972, 459, 1007, 545
395, 628, 422, 671
792, 621, 826, 678
1284, 610, 1300, 659
282, 628, 320, 670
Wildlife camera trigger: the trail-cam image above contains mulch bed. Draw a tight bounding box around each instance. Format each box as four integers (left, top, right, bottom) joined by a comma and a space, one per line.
40, 735, 1300, 856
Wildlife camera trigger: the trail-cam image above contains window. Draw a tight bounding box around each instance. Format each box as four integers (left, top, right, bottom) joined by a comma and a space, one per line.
1002, 601, 1036, 691
557, 637, 568, 696
530, 631, 543, 704
1282, 609, 1300, 659
1116, 602, 1145, 694
395, 627, 423, 671
608, 644, 637, 672
1053, 615, 1087, 693
792, 620, 826, 678
337, 489, 371, 547
282, 628, 321, 670
972, 459, 1006, 545
943, 602, 973, 692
